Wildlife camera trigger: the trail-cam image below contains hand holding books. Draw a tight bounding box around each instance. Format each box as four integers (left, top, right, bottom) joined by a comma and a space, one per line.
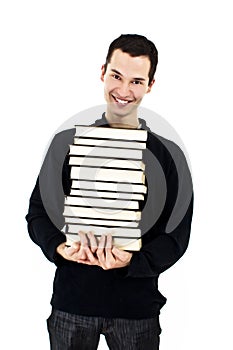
57, 231, 133, 269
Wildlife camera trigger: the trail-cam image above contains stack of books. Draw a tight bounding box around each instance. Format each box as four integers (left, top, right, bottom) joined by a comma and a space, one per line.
63, 125, 148, 251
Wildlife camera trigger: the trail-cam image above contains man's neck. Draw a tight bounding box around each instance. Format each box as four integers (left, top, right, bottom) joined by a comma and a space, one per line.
105, 111, 140, 129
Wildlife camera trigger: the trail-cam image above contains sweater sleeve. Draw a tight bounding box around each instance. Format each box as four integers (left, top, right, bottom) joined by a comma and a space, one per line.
25, 129, 74, 263
126, 197, 193, 277
126, 137, 194, 278
25, 177, 67, 263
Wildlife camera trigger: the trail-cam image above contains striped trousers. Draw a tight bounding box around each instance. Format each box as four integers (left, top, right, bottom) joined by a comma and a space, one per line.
47, 309, 161, 350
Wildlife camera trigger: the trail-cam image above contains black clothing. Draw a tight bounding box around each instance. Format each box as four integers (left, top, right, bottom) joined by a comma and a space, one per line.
26, 114, 193, 319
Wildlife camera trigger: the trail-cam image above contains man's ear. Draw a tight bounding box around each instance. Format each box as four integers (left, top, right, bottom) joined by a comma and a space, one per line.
100, 64, 105, 82
147, 79, 155, 93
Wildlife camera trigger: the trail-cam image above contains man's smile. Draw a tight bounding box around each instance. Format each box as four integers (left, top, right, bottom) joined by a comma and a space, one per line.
111, 94, 134, 106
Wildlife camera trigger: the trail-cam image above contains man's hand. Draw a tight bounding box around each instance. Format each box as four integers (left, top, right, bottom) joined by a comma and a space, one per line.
56, 242, 82, 262
57, 231, 133, 270
77, 232, 133, 270
56, 232, 96, 262
56, 231, 100, 264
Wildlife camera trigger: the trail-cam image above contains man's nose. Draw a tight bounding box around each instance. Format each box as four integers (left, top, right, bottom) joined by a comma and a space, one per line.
117, 81, 131, 97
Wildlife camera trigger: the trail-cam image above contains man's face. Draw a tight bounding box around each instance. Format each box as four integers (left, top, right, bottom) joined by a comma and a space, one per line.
101, 49, 154, 120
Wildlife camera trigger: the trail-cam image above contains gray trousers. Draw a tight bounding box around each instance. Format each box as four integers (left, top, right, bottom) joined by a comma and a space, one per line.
47, 309, 161, 350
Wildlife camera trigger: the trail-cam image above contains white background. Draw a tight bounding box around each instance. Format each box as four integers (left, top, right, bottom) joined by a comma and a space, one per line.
1, 1, 232, 349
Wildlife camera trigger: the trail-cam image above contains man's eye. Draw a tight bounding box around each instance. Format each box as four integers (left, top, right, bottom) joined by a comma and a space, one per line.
113, 74, 121, 80
132, 80, 142, 85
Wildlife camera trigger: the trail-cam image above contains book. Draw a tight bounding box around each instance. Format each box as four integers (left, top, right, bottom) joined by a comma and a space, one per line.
69, 156, 145, 171
66, 233, 142, 251
66, 224, 141, 238
69, 145, 143, 160
73, 137, 146, 149
69, 188, 144, 201
74, 125, 148, 142
71, 180, 147, 194
64, 216, 139, 228
70, 166, 145, 184
64, 195, 139, 210
64, 205, 141, 221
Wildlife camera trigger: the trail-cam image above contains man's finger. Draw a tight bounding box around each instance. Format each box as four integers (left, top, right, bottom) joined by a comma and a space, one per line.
77, 259, 100, 266
96, 235, 106, 266
112, 246, 133, 265
78, 231, 89, 247
64, 243, 80, 257
105, 234, 113, 249
77, 230, 96, 262
87, 231, 98, 253
104, 234, 115, 268
84, 246, 99, 263
112, 246, 124, 259
98, 234, 106, 249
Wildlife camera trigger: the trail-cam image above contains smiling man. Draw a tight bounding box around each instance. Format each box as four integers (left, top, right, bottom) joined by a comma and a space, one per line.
26, 34, 193, 350
101, 48, 154, 127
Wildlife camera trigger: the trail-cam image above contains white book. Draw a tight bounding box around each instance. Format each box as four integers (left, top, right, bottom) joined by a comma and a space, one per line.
63, 205, 141, 221
66, 224, 141, 238
64, 195, 139, 210
69, 156, 145, 171
75, 125, 148, 142
73, 137, 146, 149
64, 216, 139, 227
70, 189, 144, 201
65, 233, 142, 251
70, 166, 145, 184
69, 145, 142, 160
71, 180, 147, 194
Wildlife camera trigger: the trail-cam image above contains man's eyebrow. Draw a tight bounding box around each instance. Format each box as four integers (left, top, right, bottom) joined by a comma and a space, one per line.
111, 69, 123, 76
111, 69, 146, 81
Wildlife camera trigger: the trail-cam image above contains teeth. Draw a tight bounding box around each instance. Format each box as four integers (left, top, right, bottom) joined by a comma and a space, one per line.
115, 97, 129, 105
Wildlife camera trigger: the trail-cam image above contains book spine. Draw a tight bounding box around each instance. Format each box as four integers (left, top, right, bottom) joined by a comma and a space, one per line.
66, 224, 141, 238
71, 180, 147, 194
70, 167, 145, 184
69, 156, 145, 171
69, 145, 142, 160
64, 195, 139, 210
69, 189, 144, 201
74, 125, 148, 142
63, 205, 141, 221
65, 233, 142, 251
73, 137, 146, 149
64, 216, 139, 227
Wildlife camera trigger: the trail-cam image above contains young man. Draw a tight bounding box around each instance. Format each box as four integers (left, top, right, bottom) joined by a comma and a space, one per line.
26, 34, 193, 349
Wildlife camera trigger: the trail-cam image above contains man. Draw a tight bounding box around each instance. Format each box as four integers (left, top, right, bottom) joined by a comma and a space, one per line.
26, 34, 193, 349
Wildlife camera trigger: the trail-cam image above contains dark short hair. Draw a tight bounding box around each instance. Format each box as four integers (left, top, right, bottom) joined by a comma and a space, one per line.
104, 34, 158, 85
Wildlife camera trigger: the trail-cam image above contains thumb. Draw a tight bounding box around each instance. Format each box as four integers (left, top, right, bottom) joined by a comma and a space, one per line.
112, 246, 125, 259
65, 243, 80, 256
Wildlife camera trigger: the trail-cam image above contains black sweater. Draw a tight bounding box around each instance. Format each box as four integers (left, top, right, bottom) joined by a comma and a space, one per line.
26, 114, 193, 319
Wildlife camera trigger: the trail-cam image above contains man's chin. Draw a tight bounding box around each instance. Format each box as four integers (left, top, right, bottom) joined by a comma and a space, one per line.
109, 110, 131, 119
107, 102, 137, 117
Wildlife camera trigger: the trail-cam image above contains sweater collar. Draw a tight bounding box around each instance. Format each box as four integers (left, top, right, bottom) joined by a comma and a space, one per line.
93, 113, 150, 132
